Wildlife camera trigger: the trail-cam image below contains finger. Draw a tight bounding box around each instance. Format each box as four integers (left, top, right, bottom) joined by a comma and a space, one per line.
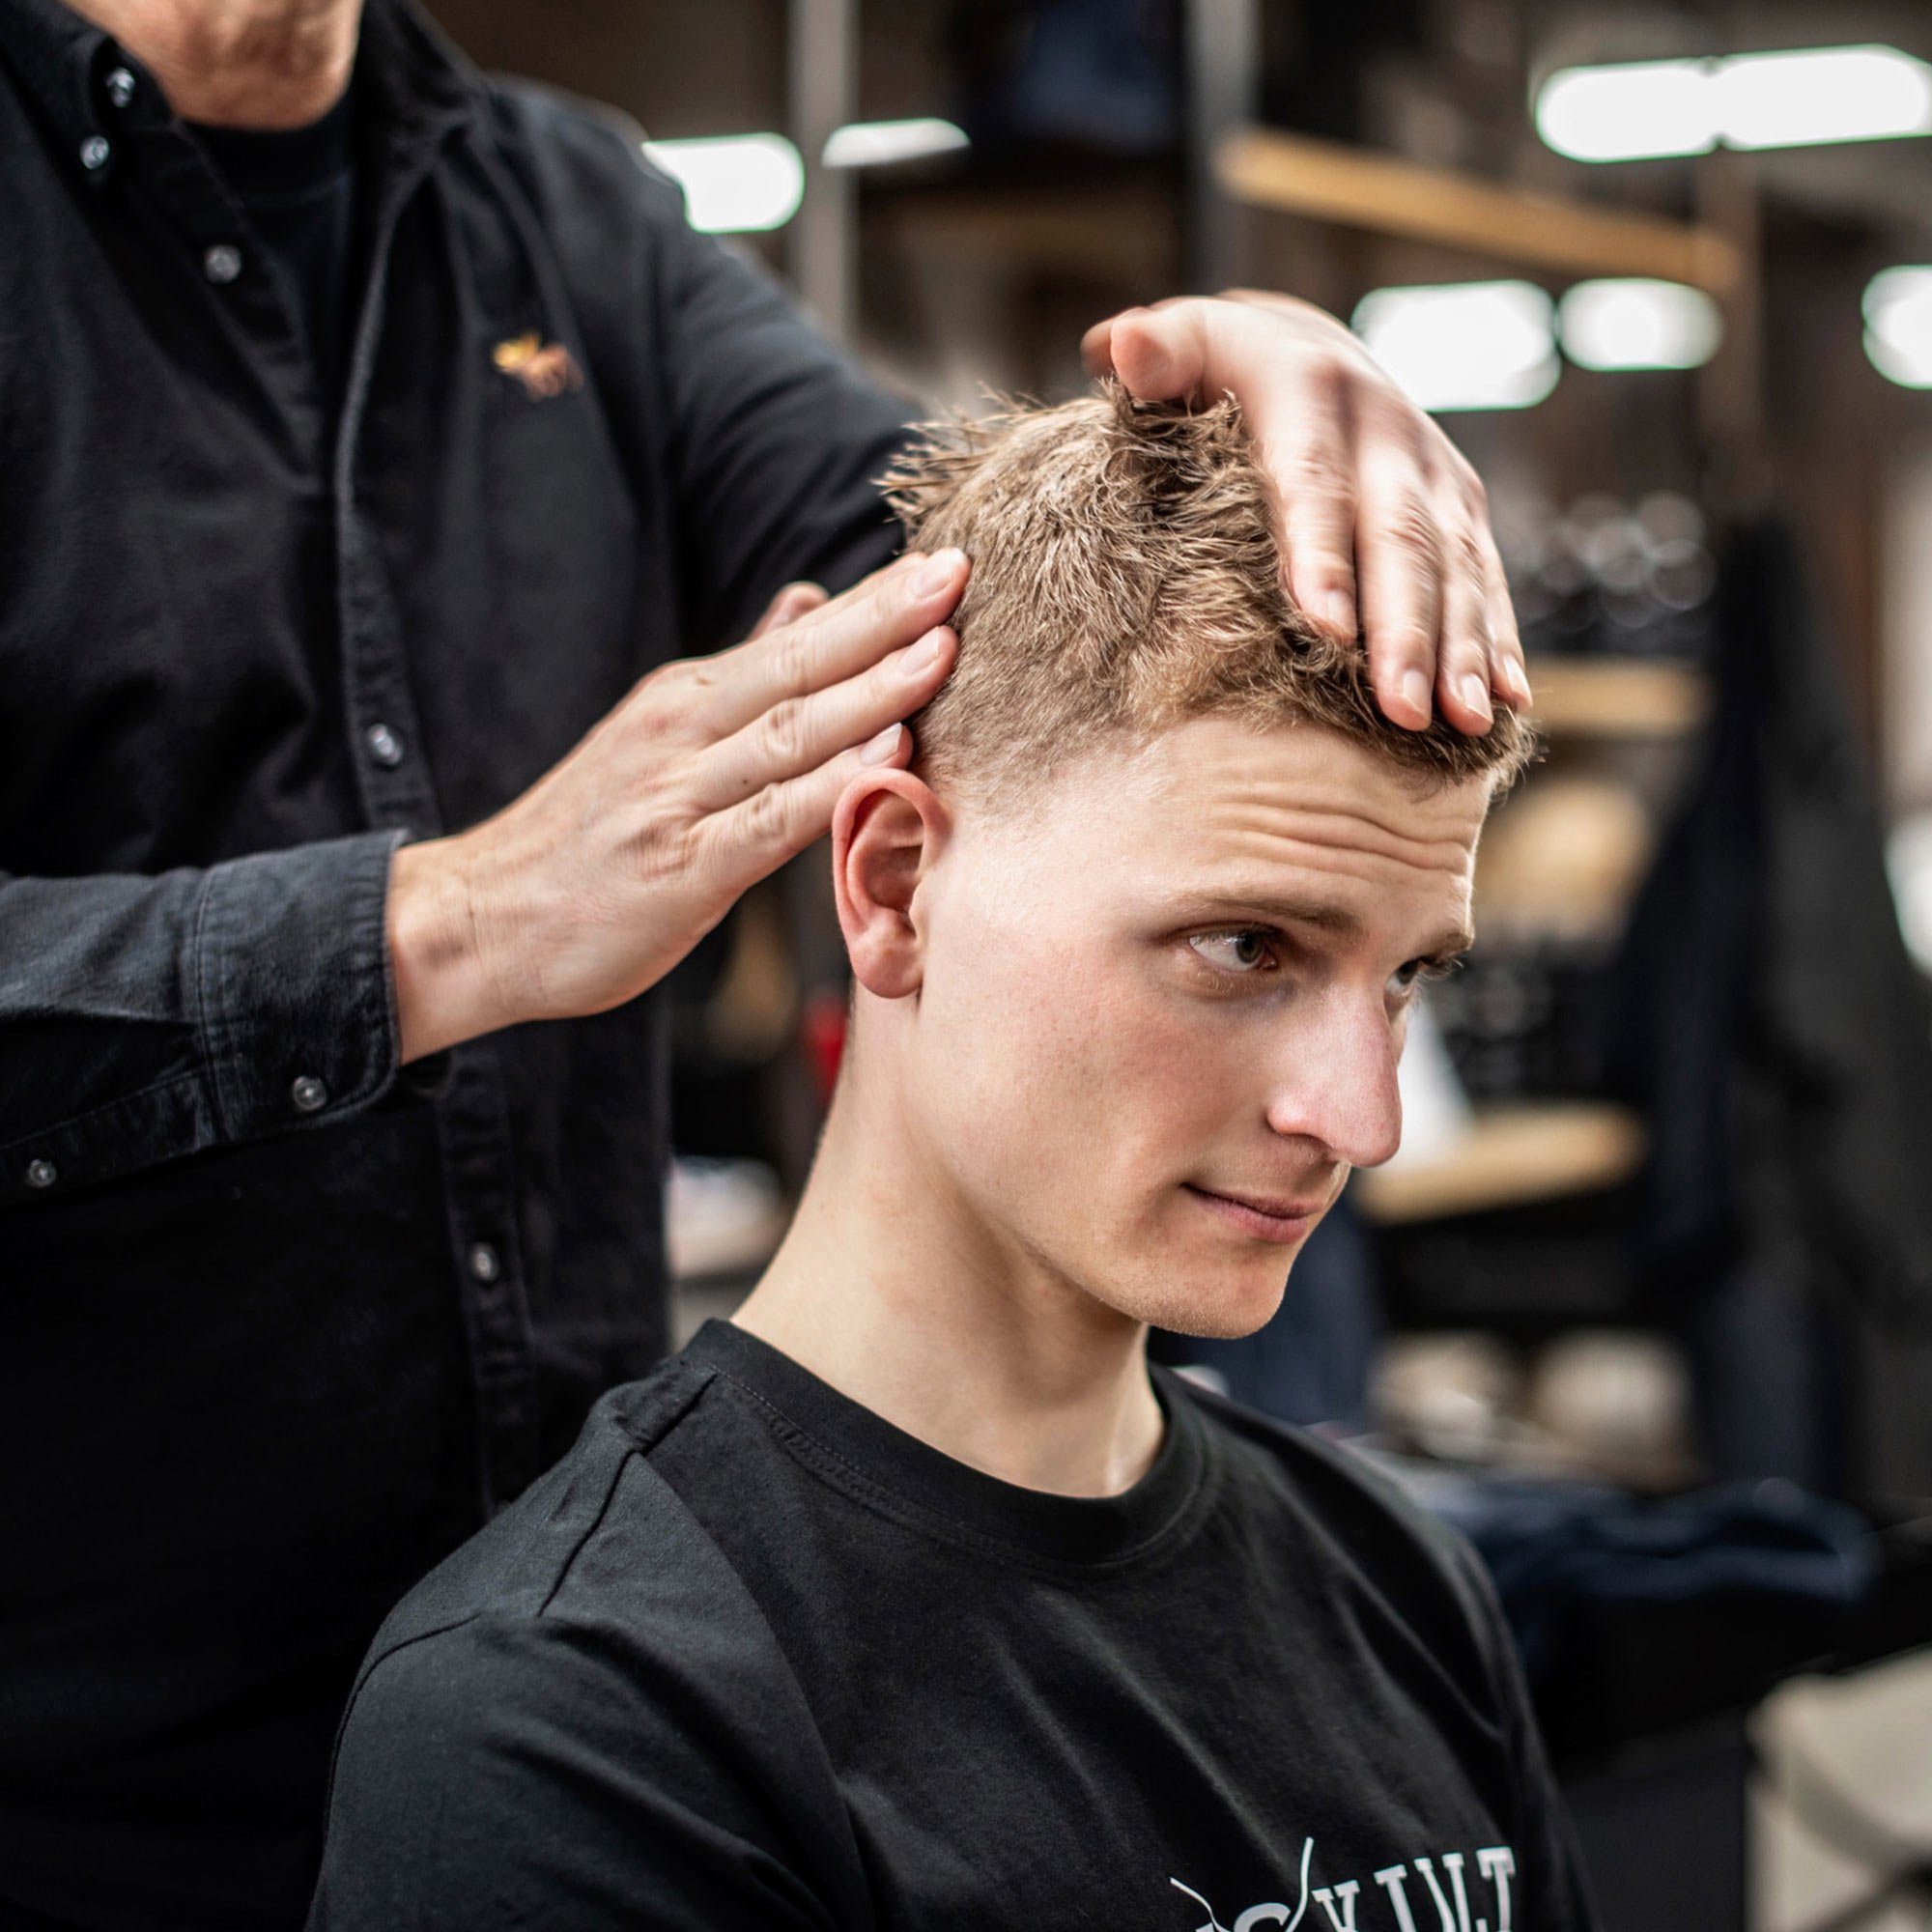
1354, 469, 1444, 731
1081, 312, 1127, 378
706, 722, 919, 886
747, 581, 828, 640
1475, 519, 1531, 709
689, 623, 957, 812
1104, 299, 1213, 402
1434, 506, 1494, 735
1265, 367, 1359, 638
704, 549, 968, 736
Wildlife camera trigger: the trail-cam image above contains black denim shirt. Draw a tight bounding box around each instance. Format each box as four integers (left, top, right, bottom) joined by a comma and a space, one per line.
0, 1, 912, 1922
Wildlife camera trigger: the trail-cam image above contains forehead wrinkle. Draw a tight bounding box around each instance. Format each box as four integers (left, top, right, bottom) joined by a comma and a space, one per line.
1191, 794, 1482, 876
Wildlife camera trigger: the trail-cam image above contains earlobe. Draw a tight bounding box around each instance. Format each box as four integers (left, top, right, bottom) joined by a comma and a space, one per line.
832, 770, 947, 1000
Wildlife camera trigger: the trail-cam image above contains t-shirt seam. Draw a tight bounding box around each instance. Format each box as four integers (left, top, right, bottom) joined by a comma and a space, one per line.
535, 1366, 720, 1618
701, 1358, 1221, 1582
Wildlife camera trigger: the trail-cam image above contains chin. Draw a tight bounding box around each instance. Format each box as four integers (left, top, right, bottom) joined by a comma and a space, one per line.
1110, 1260, 1292, 1344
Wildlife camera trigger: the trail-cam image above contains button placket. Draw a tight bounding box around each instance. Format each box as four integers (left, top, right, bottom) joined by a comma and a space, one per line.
331, 171, 538, 1512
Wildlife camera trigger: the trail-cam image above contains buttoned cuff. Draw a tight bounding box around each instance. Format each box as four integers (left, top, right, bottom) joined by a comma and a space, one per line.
195, 831, 409, 1143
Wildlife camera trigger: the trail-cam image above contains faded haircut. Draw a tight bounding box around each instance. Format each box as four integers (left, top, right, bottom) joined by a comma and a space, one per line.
877, 378, 1535, 819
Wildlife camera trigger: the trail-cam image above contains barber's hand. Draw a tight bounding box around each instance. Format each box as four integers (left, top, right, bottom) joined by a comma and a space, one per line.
385, 553, 966, 1062
1081, 291, 1529, 735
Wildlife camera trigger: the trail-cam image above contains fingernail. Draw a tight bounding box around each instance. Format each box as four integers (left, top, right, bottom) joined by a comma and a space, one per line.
1460, 672, 1492, 722
918, 549, 964, 597
1504, 658, 1532, 705
1325, 592, 1357, 638
859, 724, 902, 766
1399, 668, 1433, 720
901, 627, 949, 678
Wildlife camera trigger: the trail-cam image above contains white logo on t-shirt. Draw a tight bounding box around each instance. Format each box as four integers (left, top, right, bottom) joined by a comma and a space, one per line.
1172, 1842, 1517, 1932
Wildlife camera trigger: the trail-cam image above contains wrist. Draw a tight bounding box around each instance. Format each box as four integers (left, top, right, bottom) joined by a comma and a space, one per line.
386, 834, 516, 1062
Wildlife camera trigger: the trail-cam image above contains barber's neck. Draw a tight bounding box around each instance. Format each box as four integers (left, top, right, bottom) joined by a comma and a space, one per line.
71, 0, 360, 128
732, 1061, 1166, 1500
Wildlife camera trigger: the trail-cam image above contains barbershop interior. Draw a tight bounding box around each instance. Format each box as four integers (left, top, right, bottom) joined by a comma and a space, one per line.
407, 0, 1932, 1924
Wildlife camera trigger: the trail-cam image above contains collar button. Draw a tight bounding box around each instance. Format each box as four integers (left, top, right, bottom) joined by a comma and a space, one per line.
103, 66, 136, 109
203, 243, 243, 285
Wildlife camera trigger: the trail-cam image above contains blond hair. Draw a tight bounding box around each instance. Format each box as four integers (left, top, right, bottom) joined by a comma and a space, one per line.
878, 379, 1534, 816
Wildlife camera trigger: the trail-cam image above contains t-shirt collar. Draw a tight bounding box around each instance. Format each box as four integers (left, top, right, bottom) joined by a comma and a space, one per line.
685, 1318, 1219, 1573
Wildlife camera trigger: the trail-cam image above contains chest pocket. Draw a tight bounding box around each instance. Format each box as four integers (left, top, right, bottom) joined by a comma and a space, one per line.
478, 321, 639, 662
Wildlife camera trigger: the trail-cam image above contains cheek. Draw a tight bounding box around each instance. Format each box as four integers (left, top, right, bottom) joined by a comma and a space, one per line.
917, 934, 1191, 1203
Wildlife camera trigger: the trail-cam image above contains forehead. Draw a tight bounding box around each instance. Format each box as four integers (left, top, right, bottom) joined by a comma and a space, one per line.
1033, 716, 1492, 936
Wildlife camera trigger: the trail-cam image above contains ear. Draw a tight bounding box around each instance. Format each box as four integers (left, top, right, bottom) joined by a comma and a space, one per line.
831, 768, 950, 1000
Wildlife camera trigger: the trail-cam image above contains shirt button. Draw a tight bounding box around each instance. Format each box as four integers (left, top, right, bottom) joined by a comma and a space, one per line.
24, 1158, 57, 1189
79, 134, 111, 170
291, 1074, 328, 1114
203, 243, 243, 284
364, 722, 405, 768
103, 67, 136, 108
468, 1242, 502, 1284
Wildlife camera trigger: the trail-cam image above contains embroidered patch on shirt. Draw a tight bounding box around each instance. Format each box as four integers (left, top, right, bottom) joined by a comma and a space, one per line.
493, 331, 583, 399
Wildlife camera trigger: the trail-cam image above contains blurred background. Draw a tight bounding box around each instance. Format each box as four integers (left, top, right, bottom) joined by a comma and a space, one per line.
419, 1, 1932, 1923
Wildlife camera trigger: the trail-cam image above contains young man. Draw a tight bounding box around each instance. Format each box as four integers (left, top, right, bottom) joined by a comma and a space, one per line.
306, 384, 1596, 1932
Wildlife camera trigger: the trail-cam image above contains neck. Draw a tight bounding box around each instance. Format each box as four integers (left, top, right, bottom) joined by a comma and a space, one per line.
732, 1064, 1166, 1499
71, 0, 361, 127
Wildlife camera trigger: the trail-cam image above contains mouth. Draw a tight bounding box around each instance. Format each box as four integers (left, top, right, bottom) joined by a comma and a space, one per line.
1182, 1182, 1329, 1245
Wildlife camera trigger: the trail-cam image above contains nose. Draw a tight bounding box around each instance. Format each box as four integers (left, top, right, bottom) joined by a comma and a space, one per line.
1261, 990, 1405, 1171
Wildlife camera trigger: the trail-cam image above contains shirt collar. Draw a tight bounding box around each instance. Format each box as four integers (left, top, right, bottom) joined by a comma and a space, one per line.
0, 0, 117, 171
0, 0, 484, 187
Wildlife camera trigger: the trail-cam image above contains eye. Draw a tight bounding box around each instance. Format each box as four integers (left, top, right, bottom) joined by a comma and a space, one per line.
1187, 927, 1279, 975
1387, 956, 1462, 1000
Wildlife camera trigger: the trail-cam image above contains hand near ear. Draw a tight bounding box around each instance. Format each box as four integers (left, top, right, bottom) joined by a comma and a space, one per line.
386, 553, 965, 1062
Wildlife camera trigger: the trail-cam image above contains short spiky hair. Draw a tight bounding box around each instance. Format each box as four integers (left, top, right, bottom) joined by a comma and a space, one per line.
878, 379, 1534, 818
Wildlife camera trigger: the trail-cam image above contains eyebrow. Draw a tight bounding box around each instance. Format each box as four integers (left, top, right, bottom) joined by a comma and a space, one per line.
1175, 894, 1476, 965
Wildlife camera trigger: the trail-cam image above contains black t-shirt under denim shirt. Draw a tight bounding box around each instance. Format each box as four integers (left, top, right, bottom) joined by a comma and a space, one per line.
309, 1321, 1601, 1931
190, 85, 358, 401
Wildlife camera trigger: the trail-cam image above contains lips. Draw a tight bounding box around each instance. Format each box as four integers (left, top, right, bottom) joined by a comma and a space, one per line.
1189, 1182, 1330, 1220
1182, 1181, 1333, 1245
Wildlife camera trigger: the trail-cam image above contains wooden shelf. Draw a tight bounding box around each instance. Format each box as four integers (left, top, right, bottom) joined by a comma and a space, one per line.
1527, 659, 1713, 737
1215, 127, 1745, 296
1356, 1101, 1647, 1225
865, 179, 1176, 282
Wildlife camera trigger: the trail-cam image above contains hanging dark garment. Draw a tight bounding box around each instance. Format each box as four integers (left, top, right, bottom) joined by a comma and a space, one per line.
1605, 517, 1932, 1494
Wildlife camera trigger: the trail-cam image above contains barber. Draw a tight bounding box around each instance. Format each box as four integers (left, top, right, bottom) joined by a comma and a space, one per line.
0, 0, 1527, 1924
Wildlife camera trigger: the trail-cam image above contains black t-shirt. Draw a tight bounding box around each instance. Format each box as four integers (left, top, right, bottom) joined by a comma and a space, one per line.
190, 86, 358, 398
309, 1321, 1601, 1931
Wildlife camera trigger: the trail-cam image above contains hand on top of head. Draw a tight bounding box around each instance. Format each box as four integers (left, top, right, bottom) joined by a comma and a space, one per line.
1078, 292, 1532, 737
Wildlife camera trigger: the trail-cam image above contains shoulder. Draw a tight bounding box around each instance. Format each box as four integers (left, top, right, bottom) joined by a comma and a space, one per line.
312, 1363, 862, 1925
332, 1360, 818, 1780
1173, 1374, 1510, 1687
313, 1363, 854, 1906
468, 72, 690, 249
352, 1357, 760, 1674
